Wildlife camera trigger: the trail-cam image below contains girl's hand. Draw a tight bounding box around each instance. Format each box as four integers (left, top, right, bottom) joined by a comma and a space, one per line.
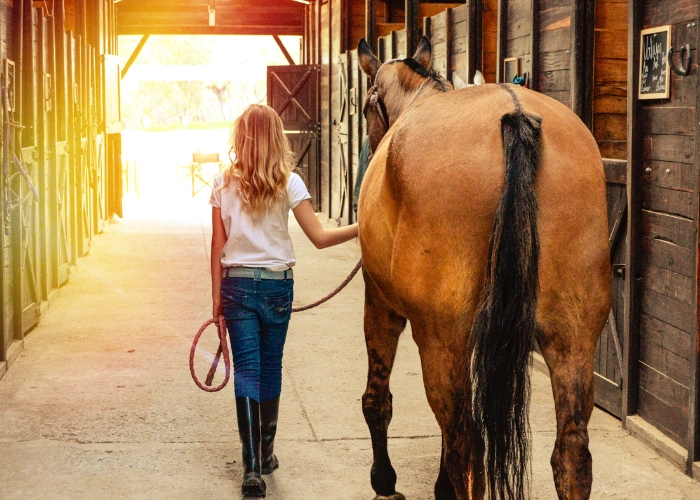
213, 299, 223, 320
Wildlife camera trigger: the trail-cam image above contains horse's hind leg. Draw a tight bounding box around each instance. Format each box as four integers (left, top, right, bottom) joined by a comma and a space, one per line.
362, 272, 407, 500
538, 326, 599, 500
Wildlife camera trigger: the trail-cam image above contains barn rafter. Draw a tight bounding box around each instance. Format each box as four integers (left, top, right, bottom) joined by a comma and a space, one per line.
116, 0, 306, 36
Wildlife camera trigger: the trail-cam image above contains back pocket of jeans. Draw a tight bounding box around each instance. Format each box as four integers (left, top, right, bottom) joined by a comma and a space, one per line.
264, 293, 292, 323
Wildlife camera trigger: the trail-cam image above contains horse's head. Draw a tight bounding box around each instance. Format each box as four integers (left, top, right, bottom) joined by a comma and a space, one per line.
358, 36, 453, 152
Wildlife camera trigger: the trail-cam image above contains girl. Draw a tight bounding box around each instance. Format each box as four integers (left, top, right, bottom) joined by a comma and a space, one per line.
210, 104, 358, 497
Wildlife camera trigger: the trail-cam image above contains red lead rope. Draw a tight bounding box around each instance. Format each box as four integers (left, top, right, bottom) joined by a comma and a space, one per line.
190, 259, 363, 392
189, 315, 231, 392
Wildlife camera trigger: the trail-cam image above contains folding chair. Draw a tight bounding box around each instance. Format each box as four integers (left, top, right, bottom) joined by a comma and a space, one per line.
190, 152, 222, 197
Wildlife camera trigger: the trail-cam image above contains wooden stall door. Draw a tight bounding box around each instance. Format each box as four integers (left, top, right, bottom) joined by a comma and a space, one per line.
267, 65, 320, 210
595, 159, 628, 418
11, 148, 40, 336
347, 49, 366, 224
337, 53, 350, 226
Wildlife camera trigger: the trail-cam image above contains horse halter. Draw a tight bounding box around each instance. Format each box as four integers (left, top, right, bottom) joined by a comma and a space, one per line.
366, 84, 391, 133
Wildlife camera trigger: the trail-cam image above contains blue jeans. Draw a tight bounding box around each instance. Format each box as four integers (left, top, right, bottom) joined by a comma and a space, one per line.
221, 276, 293, 401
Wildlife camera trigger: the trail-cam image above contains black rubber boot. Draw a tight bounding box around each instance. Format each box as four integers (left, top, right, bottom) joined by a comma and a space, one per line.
236, 397, 266, 498
260, 397, 280, 475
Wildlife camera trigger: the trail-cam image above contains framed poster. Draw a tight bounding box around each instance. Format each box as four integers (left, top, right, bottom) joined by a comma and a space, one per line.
4, 59, 15, 112
503, 57, 519, 84
639, 25, 671, 99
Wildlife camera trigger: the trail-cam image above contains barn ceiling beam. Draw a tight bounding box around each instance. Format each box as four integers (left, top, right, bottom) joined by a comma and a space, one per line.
117, 1, 305, 36
121, 34, 150, 79
273, 35, 296, 65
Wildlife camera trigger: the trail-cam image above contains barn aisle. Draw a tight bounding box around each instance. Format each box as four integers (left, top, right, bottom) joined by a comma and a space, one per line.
0, 203, 698, 499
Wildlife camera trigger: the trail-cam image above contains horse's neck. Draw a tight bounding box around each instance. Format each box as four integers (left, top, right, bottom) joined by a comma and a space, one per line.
395, 82, 448, 121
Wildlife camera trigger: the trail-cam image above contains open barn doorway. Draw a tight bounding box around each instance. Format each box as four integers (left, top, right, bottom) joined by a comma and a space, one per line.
117, 35, 301, 221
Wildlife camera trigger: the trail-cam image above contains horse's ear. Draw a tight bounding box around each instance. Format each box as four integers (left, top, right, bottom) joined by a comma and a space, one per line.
358, 38, 381, 82
473, 70, 485, 86
412, 36, 432, 70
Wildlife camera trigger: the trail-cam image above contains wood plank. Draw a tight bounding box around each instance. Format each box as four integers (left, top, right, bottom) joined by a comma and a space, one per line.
540, 7, 571, 30
540, 0, 572, 9
642, 210, 695, 248
539, 68, 570, 91
642, 160, 695, 192
594, 29, 628, 60
540, 49, 569, 71
642, 184, 694, 219
540, 26, 571, 52
543, 89, 570, 106
508, 0, 533, 20
594, 59, 627, 85
641, 313, 693, 360
643, 135, 695, 164
604, 158, 627, 184
640, 334, 692, 387
595, 2, 627, 28
594, 372, 622, 417
506, 18, 531, 40
594, 94, 627, 114
640, 361, 690, 411
594, 113, 626, 141
641, 287, 694, 334
645, 0, 699, 26
638, 386, 688, 446
643, 236, 696, 278
642, 264, 694, 306
506, 34, 531, 56
642, 107, 696, 137
598, 141, 627, 160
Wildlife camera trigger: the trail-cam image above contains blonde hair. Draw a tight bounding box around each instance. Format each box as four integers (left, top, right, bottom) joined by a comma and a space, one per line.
222, 104, 295, 212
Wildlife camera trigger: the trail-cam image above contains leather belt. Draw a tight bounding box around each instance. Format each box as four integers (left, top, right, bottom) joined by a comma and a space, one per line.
222, 267, 293, 280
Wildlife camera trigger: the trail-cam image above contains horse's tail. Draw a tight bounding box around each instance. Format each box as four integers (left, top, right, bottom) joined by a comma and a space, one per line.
469, 104, 542, 500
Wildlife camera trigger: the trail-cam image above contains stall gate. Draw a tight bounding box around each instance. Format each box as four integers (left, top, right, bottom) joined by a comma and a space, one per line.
267, 64, 321, 211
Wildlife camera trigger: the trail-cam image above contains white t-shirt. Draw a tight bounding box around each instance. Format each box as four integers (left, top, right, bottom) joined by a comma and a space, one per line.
209, 172, 311, 271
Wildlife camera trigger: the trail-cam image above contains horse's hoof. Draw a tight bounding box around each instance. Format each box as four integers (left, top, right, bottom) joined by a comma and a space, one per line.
373, 493, 406, 500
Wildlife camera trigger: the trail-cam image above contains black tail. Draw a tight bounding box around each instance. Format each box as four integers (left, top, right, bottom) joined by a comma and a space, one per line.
469, 105, 542, 500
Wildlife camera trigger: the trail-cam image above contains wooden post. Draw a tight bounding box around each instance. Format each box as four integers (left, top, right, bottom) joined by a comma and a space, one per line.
405, 0, 419, 56
55, 0, 66, 140
689, 1, 700, 473
366, 0, 377, 53
22, 0, 34, 148
570, 0, 593, 120
76, 0, 87, 42
496, 0, 506, 82
444, 9, 452, 79
621, 0, 642, 429
467, 0, 482, 84
529, 0, 539, 91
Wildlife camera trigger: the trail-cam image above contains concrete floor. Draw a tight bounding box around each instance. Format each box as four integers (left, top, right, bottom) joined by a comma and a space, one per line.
1, 199, 700, 499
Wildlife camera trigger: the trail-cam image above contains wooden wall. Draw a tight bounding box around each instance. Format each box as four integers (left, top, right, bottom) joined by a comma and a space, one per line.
593, 0, 627, 159
637, 0, 698, 448
0, 0, 119, 379
1, 0, 18, 370
503, 0, 534, 84
482, 0, 498, 82
538, 0, 572, 106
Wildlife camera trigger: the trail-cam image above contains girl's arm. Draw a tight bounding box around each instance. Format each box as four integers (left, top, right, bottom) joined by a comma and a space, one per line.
211, 207, 227, 318
292, 199, 358, 249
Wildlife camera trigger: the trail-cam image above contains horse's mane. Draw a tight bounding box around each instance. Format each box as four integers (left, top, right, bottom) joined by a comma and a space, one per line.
397, 57, 451, 92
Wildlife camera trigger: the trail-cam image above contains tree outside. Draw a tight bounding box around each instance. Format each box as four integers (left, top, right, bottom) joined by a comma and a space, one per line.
119, 35, 299, 128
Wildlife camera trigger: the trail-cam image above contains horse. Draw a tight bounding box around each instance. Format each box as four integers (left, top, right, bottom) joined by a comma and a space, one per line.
355, 36, 611, 500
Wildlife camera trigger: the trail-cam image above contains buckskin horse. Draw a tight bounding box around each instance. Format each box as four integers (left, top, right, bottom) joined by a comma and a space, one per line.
355, 36, 611, 500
